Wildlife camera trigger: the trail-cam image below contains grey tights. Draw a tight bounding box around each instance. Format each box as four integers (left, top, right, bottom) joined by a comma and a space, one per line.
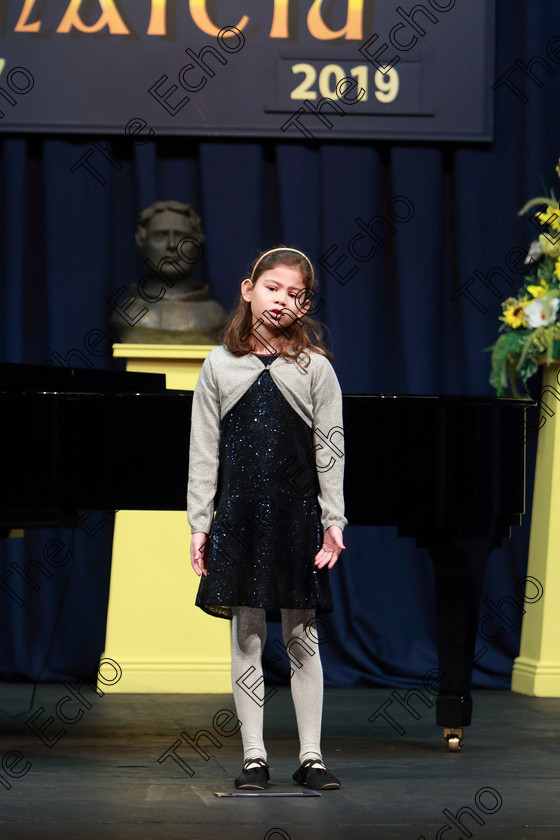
231, 606, 324, 765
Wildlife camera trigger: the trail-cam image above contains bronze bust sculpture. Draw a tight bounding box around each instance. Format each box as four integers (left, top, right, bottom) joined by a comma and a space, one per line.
111, 201, 226, 344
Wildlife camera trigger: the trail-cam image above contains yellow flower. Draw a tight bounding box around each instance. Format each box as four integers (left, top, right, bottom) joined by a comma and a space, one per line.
535, 204, 560, 232
501, 296, 529, 329
555, 256, 560, 280
539, 233, 560, 259
527, 279, 549, 298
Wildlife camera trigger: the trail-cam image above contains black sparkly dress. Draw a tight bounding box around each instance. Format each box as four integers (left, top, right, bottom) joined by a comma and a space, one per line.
195, 354, 334, 622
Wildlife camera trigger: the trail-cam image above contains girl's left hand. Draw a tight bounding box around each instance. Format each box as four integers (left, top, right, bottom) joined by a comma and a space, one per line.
314, 525, 345, 569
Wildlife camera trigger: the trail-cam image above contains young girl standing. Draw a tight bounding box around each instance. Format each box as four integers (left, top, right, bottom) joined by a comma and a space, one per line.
187, 247, 346, 791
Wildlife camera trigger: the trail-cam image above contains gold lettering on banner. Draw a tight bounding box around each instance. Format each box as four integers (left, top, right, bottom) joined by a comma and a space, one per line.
189, 0, 249, 38
270, 0, 289, 38
14, 0, 42, 32
147, 0, 166, 36
307, 0, 363, 40
57, 0, 131, 34
12, 0, 367, 40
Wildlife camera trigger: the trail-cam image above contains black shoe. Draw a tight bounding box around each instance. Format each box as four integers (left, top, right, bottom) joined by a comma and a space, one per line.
292, 758, 340, 790
234, 757, 270, 790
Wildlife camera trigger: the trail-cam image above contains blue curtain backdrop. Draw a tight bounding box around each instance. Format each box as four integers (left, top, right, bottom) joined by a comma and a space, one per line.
0, 0, 557, 691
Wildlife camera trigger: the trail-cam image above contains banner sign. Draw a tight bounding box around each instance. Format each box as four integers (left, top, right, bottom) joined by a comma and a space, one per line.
0, 1, 495, 140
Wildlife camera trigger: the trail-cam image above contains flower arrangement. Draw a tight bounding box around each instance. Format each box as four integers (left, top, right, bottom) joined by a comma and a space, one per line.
489, 161, 560, 396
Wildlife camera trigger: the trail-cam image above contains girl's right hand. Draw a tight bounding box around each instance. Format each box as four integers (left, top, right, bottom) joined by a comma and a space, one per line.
190, 531, 209, 577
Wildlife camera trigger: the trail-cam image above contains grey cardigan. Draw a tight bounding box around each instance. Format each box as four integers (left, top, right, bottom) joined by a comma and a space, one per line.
187, 345, 347, 535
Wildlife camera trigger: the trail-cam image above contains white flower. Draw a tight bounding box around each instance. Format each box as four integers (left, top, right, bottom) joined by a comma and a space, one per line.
526, 239, 544, 263
524, 296, 560, 328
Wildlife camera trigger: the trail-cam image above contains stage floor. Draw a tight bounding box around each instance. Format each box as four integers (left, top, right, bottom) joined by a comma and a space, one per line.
0, 686, 559, 839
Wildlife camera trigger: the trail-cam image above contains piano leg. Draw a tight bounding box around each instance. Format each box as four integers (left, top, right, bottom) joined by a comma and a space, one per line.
427, 538, 494, 751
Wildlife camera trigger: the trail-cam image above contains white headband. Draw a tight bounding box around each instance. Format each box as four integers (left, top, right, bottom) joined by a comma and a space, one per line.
250, 247, 314, 282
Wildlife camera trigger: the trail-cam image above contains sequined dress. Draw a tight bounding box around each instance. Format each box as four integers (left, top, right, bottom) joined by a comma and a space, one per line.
195, 354, 334, 622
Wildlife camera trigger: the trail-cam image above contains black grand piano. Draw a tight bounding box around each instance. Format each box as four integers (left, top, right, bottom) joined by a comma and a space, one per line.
0, 362, 191, 527
0, 362, 533, 750
343, 393, 533, 750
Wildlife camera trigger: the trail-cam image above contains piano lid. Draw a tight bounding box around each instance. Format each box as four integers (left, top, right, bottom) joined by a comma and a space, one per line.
0, 361, 167, 395
342, 393, 533, 535
343, 394, 534, 407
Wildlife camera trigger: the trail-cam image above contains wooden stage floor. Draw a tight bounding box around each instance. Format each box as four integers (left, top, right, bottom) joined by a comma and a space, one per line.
0, 686, 559, 839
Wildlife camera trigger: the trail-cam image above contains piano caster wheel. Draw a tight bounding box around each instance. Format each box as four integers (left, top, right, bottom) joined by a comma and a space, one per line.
443, 728, 464, 752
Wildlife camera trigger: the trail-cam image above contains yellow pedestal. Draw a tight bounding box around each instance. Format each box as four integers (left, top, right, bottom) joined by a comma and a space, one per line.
512, 363, 560, 696
101, 344, 231, 693
114, 342, 216, 391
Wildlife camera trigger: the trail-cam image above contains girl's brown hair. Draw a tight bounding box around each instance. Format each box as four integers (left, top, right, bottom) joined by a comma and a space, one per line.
221, 247, 333, 369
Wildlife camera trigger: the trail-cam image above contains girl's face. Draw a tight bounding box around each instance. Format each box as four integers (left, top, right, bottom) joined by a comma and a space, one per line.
241, 264, 310, 348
